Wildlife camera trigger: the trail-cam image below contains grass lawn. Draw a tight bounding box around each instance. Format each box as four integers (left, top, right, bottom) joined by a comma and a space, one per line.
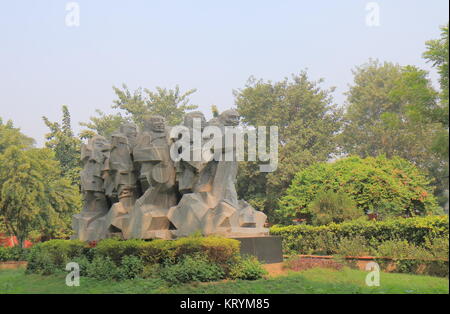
0, 268, 448, 294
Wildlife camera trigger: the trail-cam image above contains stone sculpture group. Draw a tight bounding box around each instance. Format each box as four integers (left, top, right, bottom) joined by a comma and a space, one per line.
72, 110, 269, 241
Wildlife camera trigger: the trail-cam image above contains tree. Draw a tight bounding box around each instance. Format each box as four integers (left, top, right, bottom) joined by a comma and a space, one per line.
278, 156, 441, 224
423, 24, 449, 207
79, 109, 128, 140
0, 118, 34, 153
43, 105, 82, 185
308, 190, 364, 226
0, 147, 80, 247
234, 72, 343, 220
112, 84, 198, 126
340, 60, 448, 207
341, 60, 440, 159
423, 23, 449, 127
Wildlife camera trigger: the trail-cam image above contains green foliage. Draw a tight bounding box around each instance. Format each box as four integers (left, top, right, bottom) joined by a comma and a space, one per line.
229, 256, 268, 280
340, 60, 442, 161
375, 239, 448, 277
79, 109, 128, 140
112, 84, 198, 126
335, 236, 372, 257
42, 105, 82, 186
235, 71, 343, 220
86, 256, 119, 280
423, 23, 449, 127
94, 236, 241, 269
117, 255, 144, 280
308, 191, 364, 225
278, 156, 441, 222
270, 215, 449, 255
0, 147, 81, 246
26, 240, 88, 274
0, 246, 28, 262
159, 254, 224, 285
27, 237, 241, 282
0, 118, 34, 154
340, 59, 448, 209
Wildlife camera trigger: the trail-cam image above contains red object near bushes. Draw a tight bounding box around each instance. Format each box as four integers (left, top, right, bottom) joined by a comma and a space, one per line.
0, 233, 33, 248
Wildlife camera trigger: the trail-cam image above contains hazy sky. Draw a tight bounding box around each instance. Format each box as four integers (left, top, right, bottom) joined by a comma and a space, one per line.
0, 0, 448, 147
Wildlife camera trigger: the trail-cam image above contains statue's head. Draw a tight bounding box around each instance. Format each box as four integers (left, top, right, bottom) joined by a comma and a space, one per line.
90, 135, 110, 152
183, 111, 206, 130
143, 115, 166, 133
110, 133, 128, 149
219, 109, 240, 127
119, 123, 137, 145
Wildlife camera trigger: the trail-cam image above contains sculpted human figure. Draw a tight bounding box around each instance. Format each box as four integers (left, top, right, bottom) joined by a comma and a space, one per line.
168, 109, 268, 237
72, 110, 268, 241
101, 125, 138, 237
72, 135, 111, 241
126, 115, 177, 239
174, 111, 208, 194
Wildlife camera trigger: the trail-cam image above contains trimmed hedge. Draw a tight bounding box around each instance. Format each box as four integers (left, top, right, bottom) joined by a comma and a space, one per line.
25, 236, 244, 281
270, 215, 449, 255
0, 246, 28, 262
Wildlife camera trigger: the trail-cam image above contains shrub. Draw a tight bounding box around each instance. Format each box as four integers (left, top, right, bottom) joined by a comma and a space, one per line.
270, 215, 449, 255
159, 254, 224, 285
94, 238, 146, 264
229, 256, 267, 280
336, 236, 372, 257
284, 256, 343, 272
25, 248, 57, 275
94, 236, 240, 269
86, 256, 119, 280
278, 155, 441, 223
308, 190, 364, 225
374, 239, 449, 276
118, 255, 144, 280
26, 240, 89, 274
24, 236, 242, 281
0, 246, 28, 261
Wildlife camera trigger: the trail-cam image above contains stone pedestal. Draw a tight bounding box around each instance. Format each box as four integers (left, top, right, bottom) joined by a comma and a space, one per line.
232, 236, 283, 264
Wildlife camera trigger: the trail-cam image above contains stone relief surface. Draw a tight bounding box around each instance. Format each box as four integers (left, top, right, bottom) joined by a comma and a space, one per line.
72, 110, 268, 241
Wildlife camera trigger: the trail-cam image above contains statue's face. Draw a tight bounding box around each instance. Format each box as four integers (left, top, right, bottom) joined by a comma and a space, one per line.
144, 116, 165, 133
111, 135, 127, 149
93, 137, 110, 151
221, 110, 240, 126
121, 124, 137, 140
184, 113, 206, 130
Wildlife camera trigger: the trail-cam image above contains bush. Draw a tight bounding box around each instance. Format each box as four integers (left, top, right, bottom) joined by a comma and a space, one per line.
374, 239, 448, 277
278, 155, 441, 223
308, 190, 364, 225
94, 236, 240, 271
0, 246, 28, 261
159, 254, 224, 285
25, 236, 241, 282
26, 240, 88, 275
270, 215, 449, 255
336, 236, 372, 257
118, 255, 144, 280
86, 256, 119, 280
229, 256, 267, 280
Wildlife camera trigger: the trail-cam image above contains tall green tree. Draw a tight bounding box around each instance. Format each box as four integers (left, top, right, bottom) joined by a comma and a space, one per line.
423, 23, 449, 127
79, 109, 128, 140
112, 84, 198, 126
43, 105, 82, 185
340, 60, 448, 207
79, 84, 198, 137
235, 72, 343, 220
0, 118, 34, 153
0, 147, 80, 247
